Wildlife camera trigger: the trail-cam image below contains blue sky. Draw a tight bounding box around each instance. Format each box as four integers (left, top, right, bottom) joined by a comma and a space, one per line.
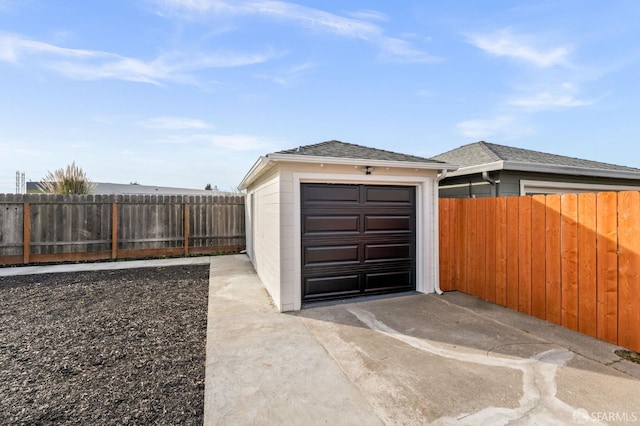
2, 0, 640, 192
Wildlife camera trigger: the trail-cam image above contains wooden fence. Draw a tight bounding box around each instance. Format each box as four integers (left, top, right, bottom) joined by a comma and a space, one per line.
439, 192, 640, 353
0, 193, 245, 266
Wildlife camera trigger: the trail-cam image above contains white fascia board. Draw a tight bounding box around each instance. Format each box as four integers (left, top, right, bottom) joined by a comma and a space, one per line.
238, 156, 269, 191
442, 161, 504, 177
440, 159, 640, 181
239, 153, 458, 190
266, 153, 458, 171
502, 161, 640, 180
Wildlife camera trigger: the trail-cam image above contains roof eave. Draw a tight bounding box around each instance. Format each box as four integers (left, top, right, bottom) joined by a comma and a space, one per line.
441, 159, 640, 180
237, 156, 270, 191
267, 153, 458, 171
502, 161, 640, 180
442, 160, 504, 177
239, 153, 458, 190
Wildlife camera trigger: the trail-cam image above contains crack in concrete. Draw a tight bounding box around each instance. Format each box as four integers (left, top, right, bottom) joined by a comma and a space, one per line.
347, 306, 606, 425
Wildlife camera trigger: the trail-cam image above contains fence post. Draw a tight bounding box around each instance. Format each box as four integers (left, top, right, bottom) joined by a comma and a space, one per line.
23, 202, 31, 264
111, 202, 118, 259
184, 203, 190, 255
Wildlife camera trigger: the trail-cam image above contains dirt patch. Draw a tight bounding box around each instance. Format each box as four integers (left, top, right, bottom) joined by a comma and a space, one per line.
0, 264, 209, 425
615, 349, 640, 364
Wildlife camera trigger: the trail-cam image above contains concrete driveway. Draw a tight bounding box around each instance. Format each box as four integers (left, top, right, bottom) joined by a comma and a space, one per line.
205, 255, 640, 425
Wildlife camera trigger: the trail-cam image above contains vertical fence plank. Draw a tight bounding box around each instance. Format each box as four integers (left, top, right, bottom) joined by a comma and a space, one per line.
457, 199, 469, 294
618, 191, 640, 352
518, 196, 532, 315
467, 199, 478, 297
111, 202, 118, 259
23, 202, 31, 264
561, 193, 579, 331
545, 194, 562, 325
596, 192, 618, 344
506, 197, 519, 311
439, 199, 450, 291
578, 193, 597, 338
531, 195, 546, 320
495, 197, 507, 306
476, 198, 487, 300
184, 203, 190, 255
485, 198, 497, 303
450, 199, 460, 290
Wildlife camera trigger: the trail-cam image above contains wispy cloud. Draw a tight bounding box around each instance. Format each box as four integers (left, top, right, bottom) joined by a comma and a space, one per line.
509, 92, 594, 110
254, 61, 313, 85
153, 0, 440, 63
137, 116, 210, 130
345, 9, 388, 22
456, 115, 532, 140
159, 133, 277, 152
508, 82, 599, 111
468, 28, 570, 68
0, 0, 26, 13
0, 32, 279, 84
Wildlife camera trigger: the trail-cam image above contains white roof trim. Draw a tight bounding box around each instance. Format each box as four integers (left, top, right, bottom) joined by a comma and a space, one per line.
238, 153, 458, 190
238, 156, 269, 191
443, 159, 640, 180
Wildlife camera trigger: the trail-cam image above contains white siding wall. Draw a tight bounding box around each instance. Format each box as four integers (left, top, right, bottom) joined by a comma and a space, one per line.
246, 167, 283, 309
278, 168, 295, 311
245, 160, 443, 312
278, 162, 440, 311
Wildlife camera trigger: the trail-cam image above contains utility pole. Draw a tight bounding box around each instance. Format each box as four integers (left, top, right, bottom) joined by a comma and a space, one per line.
15, 171, 25, 194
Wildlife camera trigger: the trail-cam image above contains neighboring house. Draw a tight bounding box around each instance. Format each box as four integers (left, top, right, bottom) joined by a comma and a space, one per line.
431, 141, 640, 198
239, 140, 457, 312
27, 181, 230, 196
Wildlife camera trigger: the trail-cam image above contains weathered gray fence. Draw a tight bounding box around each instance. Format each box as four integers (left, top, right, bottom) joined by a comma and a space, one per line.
0, 193, 245, 265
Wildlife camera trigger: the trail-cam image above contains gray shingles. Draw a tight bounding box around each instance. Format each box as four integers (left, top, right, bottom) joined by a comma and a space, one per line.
432, 141, 640, 172
276, 140, 445, 164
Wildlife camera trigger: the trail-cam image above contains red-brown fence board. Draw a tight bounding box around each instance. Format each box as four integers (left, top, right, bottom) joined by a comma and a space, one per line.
531, 195, 546, 320
545, 194, 562, 326
457, 199, 469, 294
518, 196, 532, 315
448, 199, 460, 290
561, 194, 579, 331
468, 200, 478, 297
617, 191, 640, 351
438, 199, 449, 291
506, 197, 520, 311
439, 191, 640, 353
494, 197, 507, 306
577, 193, 597, 338
596, 192, 618, 344
476, 198, 488, 300
485, 198, 497, 303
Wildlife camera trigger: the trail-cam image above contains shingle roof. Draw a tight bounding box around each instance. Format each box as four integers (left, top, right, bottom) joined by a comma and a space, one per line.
432, 141, 640, 172
276, 140, 445, 164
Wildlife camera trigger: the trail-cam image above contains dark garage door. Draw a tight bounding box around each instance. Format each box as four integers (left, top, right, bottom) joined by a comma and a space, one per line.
301, 183, 416, 303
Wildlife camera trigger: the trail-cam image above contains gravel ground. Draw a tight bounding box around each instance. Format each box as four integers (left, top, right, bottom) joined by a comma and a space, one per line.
0, 264, 209, 425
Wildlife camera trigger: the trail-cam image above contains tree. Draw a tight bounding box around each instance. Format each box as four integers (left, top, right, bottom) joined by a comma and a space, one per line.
205, 183, 212, 190
38, 162, 97, 194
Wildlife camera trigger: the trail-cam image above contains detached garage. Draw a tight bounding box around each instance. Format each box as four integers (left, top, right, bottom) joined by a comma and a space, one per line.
238, 140, 457, 312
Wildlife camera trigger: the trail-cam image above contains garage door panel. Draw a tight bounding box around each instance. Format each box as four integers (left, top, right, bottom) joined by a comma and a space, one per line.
304, 245, 359, 266
365, 186, 414, 204
303, 215, 359, 235
364, 215, 412, 233
304, 275, 360, 300
301, 183, 416, 302
303, 184, 360, 204
365, 243, 412, 262
364, 270, 413, 292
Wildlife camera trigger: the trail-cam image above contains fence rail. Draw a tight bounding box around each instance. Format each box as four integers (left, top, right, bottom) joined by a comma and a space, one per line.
439, 191, 640, 353
0, 193, 245, 266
